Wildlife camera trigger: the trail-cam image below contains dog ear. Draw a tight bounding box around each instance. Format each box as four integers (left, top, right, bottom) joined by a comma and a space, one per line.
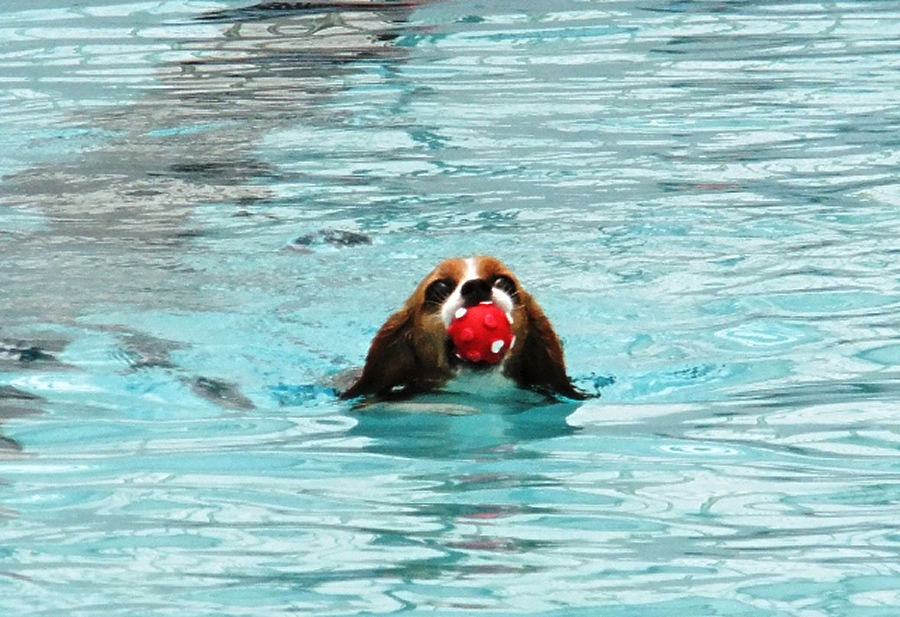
507, 293, 590, 400
340, 306, 419, 400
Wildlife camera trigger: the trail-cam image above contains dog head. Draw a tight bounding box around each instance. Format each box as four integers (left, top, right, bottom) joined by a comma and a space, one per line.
340, 256, 587, 400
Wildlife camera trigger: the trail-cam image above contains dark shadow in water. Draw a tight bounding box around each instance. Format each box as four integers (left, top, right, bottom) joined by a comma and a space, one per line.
0, 338, 70, 371
1, 385, 45, 518
733, 372, 900, 411
0, 336, 68, 469
197, 1, 423, 23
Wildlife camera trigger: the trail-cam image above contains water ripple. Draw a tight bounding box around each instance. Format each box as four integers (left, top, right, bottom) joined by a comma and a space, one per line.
2, 0, 900, 615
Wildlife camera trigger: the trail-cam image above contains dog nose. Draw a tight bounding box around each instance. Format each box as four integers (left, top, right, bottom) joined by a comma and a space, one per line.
460, 278, 493, 306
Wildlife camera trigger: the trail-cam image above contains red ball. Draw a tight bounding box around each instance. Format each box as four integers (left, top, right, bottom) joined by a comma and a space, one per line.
447, 302, 515, 364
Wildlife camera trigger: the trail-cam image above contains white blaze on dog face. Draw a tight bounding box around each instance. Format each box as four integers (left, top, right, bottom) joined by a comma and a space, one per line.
440, 257, 477, 326
440, 257, 516, 327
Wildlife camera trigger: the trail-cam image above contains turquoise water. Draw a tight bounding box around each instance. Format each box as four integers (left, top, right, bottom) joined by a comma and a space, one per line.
2, 0, 900, 614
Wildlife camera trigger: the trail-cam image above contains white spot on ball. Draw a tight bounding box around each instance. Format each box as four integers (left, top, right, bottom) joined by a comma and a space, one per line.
454, 307, 467, 320
491, 340, 505, 354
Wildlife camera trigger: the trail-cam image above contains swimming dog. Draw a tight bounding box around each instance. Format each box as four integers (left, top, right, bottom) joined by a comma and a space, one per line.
341, 256, 587, 400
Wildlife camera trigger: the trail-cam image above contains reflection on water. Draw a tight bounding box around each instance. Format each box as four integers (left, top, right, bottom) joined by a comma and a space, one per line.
351, 396, 581, 459
0, 0, 424, 325
2, 0, 900, 615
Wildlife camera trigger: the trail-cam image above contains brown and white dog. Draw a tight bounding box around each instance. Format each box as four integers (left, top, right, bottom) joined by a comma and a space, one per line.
340, 256, 587, 400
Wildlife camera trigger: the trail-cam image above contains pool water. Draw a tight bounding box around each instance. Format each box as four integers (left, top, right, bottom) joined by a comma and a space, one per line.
2, 0, 900, 614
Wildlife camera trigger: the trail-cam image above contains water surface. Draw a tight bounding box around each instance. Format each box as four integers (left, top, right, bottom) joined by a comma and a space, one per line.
2, 0, 900, 615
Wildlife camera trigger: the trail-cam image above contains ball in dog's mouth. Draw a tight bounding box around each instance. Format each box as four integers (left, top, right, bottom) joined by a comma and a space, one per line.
446, 302, 515, 365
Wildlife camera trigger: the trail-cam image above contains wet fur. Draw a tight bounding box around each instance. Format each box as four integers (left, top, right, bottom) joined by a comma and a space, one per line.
340, 257, 587, 401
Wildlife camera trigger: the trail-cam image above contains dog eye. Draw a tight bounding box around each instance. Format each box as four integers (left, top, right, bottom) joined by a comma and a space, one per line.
425, 278, 454, 305
492, 275, 518, 298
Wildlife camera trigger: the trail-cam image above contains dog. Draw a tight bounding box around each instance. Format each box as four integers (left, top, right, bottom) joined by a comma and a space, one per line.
340, 256, 588, 401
